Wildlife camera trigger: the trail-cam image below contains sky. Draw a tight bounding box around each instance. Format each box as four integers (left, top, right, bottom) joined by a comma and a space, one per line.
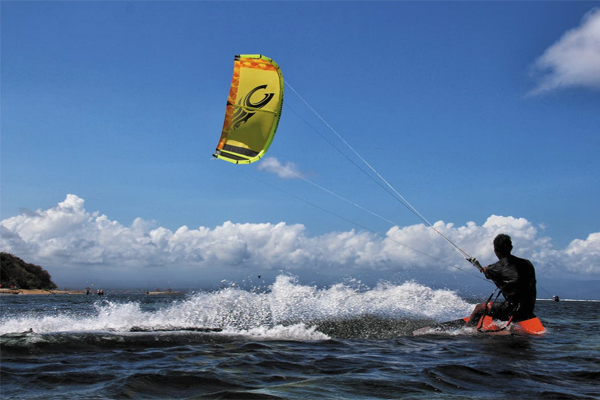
1, 1, 600, 299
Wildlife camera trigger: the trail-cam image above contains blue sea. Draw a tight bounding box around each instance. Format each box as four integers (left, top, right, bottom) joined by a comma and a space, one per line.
1, 275, 599, 400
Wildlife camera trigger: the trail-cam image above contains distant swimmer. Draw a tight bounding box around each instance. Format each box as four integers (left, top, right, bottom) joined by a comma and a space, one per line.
467, 234, 537, 325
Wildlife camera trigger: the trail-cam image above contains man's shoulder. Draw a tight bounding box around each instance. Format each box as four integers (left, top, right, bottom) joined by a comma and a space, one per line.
486, 259, 506, 273
509, 255, 533, 265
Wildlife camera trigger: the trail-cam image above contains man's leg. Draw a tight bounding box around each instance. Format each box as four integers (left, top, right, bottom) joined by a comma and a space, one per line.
467, 303, 487, 326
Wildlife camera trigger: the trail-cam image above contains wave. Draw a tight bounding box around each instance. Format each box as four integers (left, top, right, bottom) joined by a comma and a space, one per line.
0, 275, 473, 341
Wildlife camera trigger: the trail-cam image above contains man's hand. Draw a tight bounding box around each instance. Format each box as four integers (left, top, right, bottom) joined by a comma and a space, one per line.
467, 257, 484, 273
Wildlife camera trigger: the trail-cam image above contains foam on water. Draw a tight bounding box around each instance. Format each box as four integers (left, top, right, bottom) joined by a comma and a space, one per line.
0, 275, 474, 339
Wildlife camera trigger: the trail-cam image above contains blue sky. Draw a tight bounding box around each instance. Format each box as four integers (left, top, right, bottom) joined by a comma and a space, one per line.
2, 2, 599, 298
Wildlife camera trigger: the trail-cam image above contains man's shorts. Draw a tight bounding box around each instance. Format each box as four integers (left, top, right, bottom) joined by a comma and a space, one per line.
486, 301, 518, 320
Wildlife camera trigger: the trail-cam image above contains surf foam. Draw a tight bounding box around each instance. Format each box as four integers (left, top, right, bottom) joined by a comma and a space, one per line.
0, 275, 473, 339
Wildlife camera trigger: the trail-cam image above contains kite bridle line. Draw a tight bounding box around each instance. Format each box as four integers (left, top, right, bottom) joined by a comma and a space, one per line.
274, 82, 551, 299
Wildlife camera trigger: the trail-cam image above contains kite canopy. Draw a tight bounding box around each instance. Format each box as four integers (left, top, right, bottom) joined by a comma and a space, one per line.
214, 54, 284, 164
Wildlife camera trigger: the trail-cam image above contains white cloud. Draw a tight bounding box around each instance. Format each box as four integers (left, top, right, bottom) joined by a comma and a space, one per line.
563, 232, 600, 274
1, 195, 600, 286
529, 8, 600, 95
256, 157, 305, 179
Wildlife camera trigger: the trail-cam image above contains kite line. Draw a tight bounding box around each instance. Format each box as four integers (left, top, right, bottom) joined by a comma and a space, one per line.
284, 80, 473, 262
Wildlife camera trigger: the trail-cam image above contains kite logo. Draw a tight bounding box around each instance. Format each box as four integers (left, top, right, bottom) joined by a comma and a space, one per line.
232, 85, 274, 130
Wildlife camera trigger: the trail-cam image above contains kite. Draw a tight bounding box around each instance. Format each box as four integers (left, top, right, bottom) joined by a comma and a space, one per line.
213, 54, 284, 164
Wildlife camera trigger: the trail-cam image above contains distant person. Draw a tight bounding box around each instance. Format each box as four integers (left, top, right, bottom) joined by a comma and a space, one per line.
467, 234, 537, 326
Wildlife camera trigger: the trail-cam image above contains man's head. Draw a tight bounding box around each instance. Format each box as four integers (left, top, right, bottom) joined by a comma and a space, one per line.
493, 234, 513, 257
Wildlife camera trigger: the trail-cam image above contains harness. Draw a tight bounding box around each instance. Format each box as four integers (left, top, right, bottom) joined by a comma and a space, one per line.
476, 288, 520, 333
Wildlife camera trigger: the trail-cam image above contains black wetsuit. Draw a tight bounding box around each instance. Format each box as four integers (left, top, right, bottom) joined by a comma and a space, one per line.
484, 255, 537, 321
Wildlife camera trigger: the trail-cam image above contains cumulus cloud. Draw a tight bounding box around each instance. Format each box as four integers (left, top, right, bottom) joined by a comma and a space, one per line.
256, 157, 305, 179
529, 8, 600, 95
1, 195, 599, 286
563, 232, 600, 274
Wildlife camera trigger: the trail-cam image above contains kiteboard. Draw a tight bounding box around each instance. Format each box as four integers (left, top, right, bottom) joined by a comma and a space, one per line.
412, 315, 545, 336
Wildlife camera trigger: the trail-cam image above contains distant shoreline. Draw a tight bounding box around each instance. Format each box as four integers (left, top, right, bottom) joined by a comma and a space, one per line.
0, 289, 85, 295
0, 289, 183, 296
537, 298, 600, 303
1, 289, 598, 302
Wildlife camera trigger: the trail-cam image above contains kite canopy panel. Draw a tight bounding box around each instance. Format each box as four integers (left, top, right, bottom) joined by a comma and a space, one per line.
214, 54, 284, 164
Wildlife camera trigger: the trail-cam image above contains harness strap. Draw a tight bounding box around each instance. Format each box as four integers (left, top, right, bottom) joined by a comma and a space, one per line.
476, 289, 498, 331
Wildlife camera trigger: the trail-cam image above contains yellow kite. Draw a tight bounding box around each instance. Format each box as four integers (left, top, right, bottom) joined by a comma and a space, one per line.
213, 55, 284, 164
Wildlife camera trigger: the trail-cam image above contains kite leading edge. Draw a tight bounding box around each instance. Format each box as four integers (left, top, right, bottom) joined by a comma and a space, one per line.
213, 54, 284, 164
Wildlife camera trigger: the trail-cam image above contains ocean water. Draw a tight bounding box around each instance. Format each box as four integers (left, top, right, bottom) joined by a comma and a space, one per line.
1, 275, 599, 400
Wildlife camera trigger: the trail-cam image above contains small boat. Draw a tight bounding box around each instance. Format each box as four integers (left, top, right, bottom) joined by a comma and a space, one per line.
145, 291, 182, 295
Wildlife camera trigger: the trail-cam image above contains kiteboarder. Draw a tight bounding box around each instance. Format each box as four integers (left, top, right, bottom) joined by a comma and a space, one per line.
466, 234, 537, 326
